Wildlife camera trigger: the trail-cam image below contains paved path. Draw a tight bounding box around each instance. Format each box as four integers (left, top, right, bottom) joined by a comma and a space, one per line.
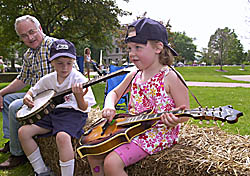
187, 75, 250, 88
187, 81, 250, 88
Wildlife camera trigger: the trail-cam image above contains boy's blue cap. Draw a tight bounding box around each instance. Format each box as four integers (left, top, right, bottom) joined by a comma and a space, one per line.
125, 18, 178, 56
50, 39, 76, 61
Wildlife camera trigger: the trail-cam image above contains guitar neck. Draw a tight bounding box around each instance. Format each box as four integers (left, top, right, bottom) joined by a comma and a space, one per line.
116, 105, 243, 125
54, 68, 129, 99
116, 110, 184, 126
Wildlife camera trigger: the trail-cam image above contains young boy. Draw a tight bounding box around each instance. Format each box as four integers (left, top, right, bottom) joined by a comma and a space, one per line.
18, 39, 96, 176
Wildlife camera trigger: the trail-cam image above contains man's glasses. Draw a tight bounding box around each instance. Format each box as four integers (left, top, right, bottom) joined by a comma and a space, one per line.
19, 29, 38, 40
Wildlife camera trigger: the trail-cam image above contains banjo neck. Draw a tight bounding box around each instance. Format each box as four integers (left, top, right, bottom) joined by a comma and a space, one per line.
52, 67, 131, 104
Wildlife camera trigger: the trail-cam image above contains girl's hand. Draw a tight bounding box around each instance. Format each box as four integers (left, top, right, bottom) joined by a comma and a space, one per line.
102, 107, 116, 123
23, 94, 34, 108
72, 83, 88, 97
160, 105, 189, 127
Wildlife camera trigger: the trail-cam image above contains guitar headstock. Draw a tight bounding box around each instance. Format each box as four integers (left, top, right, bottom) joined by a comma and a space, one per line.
183, 105, 243, 124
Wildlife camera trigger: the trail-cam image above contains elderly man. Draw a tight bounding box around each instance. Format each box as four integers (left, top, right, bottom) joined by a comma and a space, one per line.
0, 15, 58, 169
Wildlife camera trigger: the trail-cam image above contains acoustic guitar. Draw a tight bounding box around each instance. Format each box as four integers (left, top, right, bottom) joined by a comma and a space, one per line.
77, 105, 243, 158
16, 67, 134, 125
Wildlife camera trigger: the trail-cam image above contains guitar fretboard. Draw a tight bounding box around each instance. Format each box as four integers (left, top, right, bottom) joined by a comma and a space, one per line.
116, 105, 242, 125
52, 68, 130, 104
116, 110, 187, 126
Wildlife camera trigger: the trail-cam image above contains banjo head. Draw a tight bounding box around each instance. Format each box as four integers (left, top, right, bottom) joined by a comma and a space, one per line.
17, 90, 56, 120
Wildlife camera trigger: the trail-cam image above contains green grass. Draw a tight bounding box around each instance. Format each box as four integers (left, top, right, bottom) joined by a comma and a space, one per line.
0, 66, 249, 175
176, 65, 250, 83
188, 86, 249, 135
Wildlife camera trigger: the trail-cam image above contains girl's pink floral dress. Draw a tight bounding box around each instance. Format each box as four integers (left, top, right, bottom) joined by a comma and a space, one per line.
129, 66, 180, 155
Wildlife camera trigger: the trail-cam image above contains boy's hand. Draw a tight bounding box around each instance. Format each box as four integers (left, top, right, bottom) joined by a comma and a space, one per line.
160, 105, 189, 127
72, 83, 88, 97
23, 94, 34, 108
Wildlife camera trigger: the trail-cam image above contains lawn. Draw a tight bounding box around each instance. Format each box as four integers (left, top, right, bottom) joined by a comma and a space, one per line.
176, 65, 250, 83
0, 65, 249, 175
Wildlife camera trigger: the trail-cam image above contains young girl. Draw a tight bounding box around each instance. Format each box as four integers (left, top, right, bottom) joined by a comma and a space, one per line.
87, 18, 190, 176
18, 39, 96, 176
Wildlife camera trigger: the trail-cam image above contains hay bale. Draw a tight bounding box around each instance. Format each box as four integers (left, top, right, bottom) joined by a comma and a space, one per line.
37, 108, 250, 176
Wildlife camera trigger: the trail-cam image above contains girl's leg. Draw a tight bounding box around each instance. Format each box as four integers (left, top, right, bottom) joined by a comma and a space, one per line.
56, 131, 74, 176
104, 151, 127, 176
87, 154, 106, 176
18, 124, 50, 174
104, 142, 149, 176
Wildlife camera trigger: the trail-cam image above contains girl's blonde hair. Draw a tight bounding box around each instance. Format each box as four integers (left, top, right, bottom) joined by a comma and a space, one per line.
149, 41, 174, 66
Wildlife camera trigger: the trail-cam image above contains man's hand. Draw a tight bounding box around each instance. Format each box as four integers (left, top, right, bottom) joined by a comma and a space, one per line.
0, 95, 3, 112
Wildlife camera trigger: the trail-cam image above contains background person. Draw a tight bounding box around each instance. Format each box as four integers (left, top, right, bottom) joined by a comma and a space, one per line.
84, 47, 92, 80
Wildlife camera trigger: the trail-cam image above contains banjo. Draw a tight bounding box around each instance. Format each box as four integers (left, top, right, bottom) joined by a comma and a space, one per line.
16, 67, 133, 125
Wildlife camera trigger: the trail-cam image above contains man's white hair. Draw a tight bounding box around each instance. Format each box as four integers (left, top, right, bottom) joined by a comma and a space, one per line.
14, 15, 42, 35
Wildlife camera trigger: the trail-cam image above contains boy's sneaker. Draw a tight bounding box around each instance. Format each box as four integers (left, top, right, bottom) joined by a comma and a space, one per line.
34, 167, 55, 176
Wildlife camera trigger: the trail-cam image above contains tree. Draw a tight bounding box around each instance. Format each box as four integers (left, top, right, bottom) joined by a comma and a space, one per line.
208, 27, 244, 70
0, 0, 130, 65
170, 31, 196, 64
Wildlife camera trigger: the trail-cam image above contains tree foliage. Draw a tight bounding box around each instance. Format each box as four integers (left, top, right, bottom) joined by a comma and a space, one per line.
208, 27, 244, 70
0, 0, 130, 59
170, 31, 196, 64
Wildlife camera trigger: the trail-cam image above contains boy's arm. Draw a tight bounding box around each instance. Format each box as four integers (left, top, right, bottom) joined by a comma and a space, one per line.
72, 83, 88, 111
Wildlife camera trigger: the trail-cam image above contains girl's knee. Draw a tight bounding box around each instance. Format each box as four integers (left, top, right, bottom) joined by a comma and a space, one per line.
104, 152, 124, 172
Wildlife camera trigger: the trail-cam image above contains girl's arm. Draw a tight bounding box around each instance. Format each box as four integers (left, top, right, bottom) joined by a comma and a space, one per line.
161, 70, 190, 127
102, 71, 137, 122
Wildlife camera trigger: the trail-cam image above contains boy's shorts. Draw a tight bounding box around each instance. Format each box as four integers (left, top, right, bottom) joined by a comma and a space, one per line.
35, 108, 87, 139
114, 142, 149, 167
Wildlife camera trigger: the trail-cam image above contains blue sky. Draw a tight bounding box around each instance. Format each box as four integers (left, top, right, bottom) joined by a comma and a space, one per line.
116, 0, 250, 52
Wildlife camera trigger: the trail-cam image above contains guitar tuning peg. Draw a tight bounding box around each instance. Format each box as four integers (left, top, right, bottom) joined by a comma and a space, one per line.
199, 106, 202, 111
206, 120, 210, 125
199, 120, 203, 125
212, 106, 215, 110
219, 106, 222, 111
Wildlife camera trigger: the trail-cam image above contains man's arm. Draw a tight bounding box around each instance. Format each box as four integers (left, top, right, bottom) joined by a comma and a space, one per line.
0, 79, 26, 110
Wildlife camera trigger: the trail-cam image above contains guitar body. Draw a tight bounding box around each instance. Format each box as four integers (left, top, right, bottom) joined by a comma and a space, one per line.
77, 105, 243, 158
77, 118, 155, 158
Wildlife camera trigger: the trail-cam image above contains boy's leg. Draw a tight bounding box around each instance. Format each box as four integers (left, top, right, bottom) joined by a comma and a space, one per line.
56, 131, 75, 176
18, 124, 50, 174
